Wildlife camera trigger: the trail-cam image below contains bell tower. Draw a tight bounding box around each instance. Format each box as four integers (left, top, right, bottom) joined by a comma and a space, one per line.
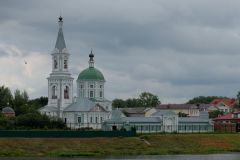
46, 16, 74, 117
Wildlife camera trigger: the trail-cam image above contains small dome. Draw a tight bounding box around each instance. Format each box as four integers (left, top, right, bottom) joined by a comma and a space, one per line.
77, 67, 105, 81
2, 107, 15, 113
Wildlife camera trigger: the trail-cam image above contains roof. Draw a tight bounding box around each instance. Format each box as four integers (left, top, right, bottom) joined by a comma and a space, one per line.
120, 107, 150, 117
64, 97, 107, 112
111, 109, 126, 120
105, 116, 162, 123
151, 110, 177, 116
210, 98, 237, 107
212, 113, 233, 121
55, 19, 66, 51
64, 97, 96, 112
2, 107, 15, 113
157, 104, 198, 110
179, 117, 210, 123
77, 67, 105, 81
212, 112, 240, 121
39, 105, 61, 112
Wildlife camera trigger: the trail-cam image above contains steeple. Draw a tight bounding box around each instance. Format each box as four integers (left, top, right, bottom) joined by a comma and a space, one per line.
89, 48, 94, 68
55, 16, 66, 52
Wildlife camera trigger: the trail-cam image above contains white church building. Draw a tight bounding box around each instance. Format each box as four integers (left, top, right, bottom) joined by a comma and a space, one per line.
40, 17, 112, 129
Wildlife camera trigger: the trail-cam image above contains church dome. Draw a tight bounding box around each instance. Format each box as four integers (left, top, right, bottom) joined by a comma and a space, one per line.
77, 67, 105, 81
2, 107, 15, 113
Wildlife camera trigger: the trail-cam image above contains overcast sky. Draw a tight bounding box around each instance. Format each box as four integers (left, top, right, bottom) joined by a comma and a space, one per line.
1, 0, 240, 103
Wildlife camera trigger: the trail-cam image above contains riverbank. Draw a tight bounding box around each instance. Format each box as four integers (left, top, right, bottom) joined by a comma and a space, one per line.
1, 134, 240, 157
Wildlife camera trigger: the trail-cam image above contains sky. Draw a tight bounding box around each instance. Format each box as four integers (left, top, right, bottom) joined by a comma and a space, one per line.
1, 0, 240, 103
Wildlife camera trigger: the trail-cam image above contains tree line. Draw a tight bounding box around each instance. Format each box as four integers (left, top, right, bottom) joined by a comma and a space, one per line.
112, 92, 161, 108
0, 85, 67, 130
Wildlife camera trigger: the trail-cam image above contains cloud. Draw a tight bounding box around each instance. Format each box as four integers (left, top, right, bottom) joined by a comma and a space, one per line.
1, 0, 240, 103
0, 43, 50, 98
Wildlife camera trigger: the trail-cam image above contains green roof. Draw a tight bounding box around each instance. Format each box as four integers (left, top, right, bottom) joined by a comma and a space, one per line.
77, 67, 105, 81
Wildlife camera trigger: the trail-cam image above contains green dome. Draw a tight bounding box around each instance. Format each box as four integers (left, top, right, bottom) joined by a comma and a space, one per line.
77, 67, 105, 81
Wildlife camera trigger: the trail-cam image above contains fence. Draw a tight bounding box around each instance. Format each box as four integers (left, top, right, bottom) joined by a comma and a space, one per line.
0, 130, 136, 138
214, 123, 237, 132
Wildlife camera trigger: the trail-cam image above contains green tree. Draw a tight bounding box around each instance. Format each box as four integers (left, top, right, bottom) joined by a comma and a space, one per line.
112, 99, 126, 108
125, 98, 142, 108
28, 96, 48, 109
178, 112, 188, 117
0, 86, 13, 109
139, 92, 160, 107
187, 96, 227, 104
236, 91, 240, 108
209, 110, 224, 118
13, 89, 29, 115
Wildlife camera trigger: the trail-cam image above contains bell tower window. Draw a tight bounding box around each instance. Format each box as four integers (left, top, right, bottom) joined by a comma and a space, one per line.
100, 91, 102, 98
64, 86, 69, 99
52, 86, 57, 99
54, 60, 58, 69
64, 60, 68, 69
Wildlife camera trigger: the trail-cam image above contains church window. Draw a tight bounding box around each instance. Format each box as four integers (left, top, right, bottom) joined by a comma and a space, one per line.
80, 85, 84, 89
52, 86, 57, 99
90, 117, 93, 123
64, 86, 69, 99
100, 117, 103, 123
64, 60, 68, 69
54, 60, 58, 69
90, 85, 94, 88
64, 118, 67, 123
100, 91, 102, 98
100, 85, 102, 88
90, 91, 94, 98
77, 117, 81, 123
95, 117, 98, 123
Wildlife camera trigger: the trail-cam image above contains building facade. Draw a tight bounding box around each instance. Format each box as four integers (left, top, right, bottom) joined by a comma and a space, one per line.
103, 109, 213, 133
40, 17, 111, 129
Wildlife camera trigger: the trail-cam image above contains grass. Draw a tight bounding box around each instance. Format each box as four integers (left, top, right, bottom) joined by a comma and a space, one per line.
0, 134, 240, 157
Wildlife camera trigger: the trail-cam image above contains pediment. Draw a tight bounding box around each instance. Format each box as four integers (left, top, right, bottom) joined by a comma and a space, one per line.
89, 104, 107, 112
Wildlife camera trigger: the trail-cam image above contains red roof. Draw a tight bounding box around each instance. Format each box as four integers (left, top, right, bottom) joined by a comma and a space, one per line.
210, 98, 237, 107
213, 113, 233, 121
213, 111, 240, 121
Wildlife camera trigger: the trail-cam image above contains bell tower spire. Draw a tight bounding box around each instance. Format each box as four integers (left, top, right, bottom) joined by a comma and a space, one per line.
89, 48, 94, 68
55, 16, 66, 52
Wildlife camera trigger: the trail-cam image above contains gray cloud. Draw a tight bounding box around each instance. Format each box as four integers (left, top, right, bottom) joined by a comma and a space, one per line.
1, 0, 240, 103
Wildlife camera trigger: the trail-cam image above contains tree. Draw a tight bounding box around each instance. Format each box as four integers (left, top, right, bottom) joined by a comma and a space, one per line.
187, 96, 227, 104
209, 110, 224, 118
112, 99, 126, 108
0, 86, 13, 109
139, 92, 160, 107
28, 96, 48, 109
178, 112, 188, 117
13, 89, 29, 115
125, 98, 142, 108
236, 91, 240, 108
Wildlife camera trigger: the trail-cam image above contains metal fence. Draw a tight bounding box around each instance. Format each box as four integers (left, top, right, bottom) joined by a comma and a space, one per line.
0, 130, 136, 138
214, 123, 237, 133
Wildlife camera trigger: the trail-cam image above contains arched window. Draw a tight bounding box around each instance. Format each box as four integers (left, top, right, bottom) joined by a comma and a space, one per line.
100, 91, 102, 98
54, 60, 58, 69
52, 86, 57, 99
64, 86, 69, 99
64, 60, 67, 69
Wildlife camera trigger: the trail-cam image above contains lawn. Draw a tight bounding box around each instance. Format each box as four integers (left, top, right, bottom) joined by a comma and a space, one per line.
1, 134, 240, 157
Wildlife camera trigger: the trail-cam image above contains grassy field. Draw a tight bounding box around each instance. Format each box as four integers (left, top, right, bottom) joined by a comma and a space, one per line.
1, 134, 240, 157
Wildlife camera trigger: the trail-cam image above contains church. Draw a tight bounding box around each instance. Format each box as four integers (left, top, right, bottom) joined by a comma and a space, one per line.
39, 17, 112, 129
